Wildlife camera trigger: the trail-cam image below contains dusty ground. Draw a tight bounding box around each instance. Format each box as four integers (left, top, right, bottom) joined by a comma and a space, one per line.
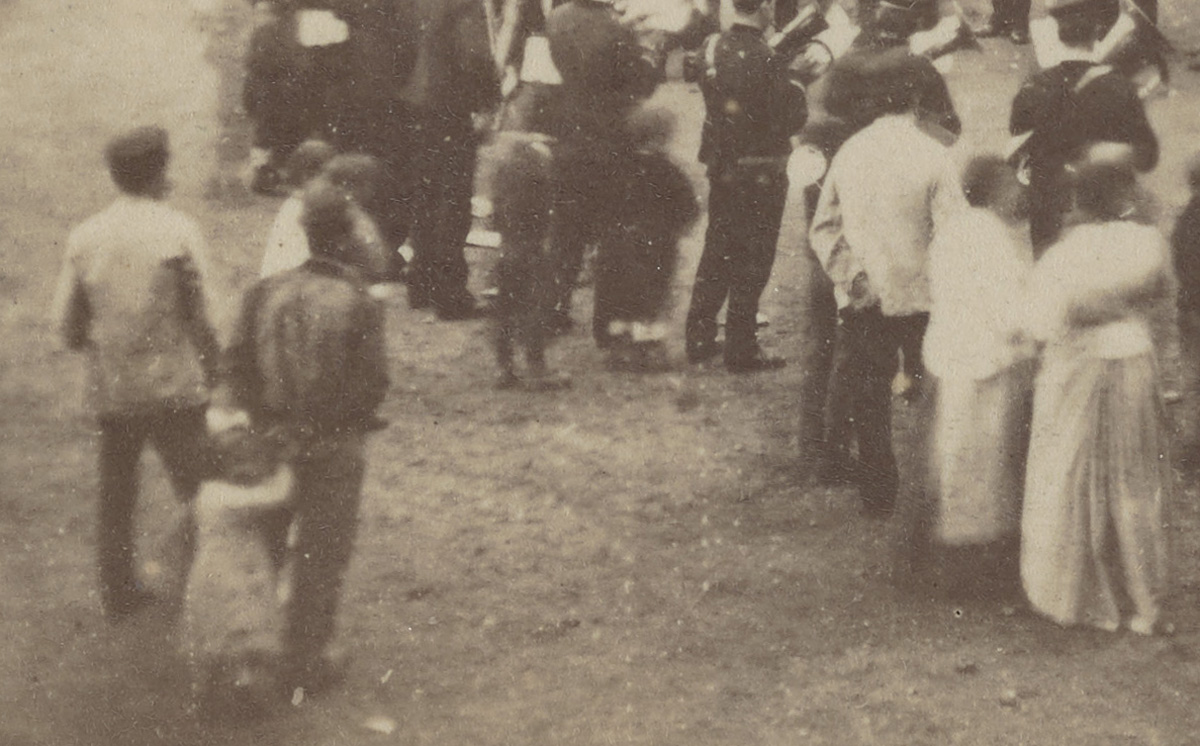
5, 1, 1200, 744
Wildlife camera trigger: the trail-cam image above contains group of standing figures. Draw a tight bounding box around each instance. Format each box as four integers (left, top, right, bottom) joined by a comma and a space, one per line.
50, 0, 1191, 722
802, 0, 1176, 638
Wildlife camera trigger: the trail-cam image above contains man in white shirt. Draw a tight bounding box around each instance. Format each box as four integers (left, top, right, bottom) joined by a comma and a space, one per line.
52, 127, 220, 620
809, 56, 964, 519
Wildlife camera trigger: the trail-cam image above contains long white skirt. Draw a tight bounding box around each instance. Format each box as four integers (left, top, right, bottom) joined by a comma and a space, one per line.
1021, 349, 1170, 632
933, 362, 1033, 546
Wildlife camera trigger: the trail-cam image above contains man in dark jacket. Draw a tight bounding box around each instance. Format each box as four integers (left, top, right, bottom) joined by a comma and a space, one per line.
684, 0, 808, 372
221, 183, 389, 693
1009, 0, 1158, 254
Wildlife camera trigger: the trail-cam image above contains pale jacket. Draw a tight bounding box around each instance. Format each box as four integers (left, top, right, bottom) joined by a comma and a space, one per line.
51, 195, 218, 415
810, 113, 966, 316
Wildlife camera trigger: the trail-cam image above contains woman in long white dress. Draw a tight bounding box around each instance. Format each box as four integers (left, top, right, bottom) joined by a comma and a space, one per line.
924, 156, 1036, 551
1020, 147, 1172, 634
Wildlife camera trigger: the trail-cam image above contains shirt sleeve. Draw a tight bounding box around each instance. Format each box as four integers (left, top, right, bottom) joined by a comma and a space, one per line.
49, 238, 90, 350
177, 221, 221, 386
809, 166, 865, 308
346, 294, 389, 422
218, 281, 268, 414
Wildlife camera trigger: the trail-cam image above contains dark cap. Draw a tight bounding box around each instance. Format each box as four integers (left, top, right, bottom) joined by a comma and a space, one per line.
105, 126, 169, 193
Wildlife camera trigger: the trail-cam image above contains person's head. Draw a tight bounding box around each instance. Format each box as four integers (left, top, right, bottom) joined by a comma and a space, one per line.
961, 154, 1028, 221
105, 126, 170, 198
864, 49, 924, 117
321, 153, 381, 206
285, 139, 336, 191
301, 181, 355, 262
1072, 142, 1139, 221
1049, 0, 1117, 49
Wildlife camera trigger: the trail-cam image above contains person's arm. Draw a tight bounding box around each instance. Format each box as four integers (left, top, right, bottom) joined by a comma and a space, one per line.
345, 293, 389, 423
50, 243, 91, 351
1115, 81, 1159, 172
175, 226, 221, 387
810, 168, 871, 309
217, 281, 267, 414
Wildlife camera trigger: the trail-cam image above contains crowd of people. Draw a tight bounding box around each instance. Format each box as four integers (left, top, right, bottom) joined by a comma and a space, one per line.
48, 0, 1196, 721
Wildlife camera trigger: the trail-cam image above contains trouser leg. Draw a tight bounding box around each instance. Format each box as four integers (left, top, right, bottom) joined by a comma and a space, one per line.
799, 266, 838, 475
685, 175, 736, 355
148, 405, 212, 583
282, 435, 366, 670
724, 171, 787, 365
846, 310, 900, 515
97, 413, 147, 615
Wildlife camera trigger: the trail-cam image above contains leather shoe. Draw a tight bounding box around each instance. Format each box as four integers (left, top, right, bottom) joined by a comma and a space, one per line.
726, 350, 786, 373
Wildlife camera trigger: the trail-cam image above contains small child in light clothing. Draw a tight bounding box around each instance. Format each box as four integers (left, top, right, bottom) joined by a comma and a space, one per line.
182, 424, 294, 720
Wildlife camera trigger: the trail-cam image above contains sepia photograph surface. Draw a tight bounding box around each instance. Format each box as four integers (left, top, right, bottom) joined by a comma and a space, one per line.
4, 0, 1200, 743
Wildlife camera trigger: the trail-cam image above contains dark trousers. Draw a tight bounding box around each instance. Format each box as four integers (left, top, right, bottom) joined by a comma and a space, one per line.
990, 0, 1031, 31
823, 308, 929, 513
685, 165, 788, 364
264, 433, 366, 671
407, 123, 478, 314
798, 258, 839, 475
96, 405, 209, 615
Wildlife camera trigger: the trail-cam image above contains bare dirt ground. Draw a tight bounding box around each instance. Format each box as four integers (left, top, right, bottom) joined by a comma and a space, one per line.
5, 1, 1200, 744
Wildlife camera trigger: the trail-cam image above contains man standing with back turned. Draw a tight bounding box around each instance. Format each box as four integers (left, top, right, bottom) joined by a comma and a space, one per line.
684, 0, 808, 372
52, 126, 220, 621
1009, 0, 1157, 255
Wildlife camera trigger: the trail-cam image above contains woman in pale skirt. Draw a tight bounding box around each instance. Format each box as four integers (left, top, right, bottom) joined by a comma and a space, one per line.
924, 156, 1036, 551
1020, 146, 1172, 634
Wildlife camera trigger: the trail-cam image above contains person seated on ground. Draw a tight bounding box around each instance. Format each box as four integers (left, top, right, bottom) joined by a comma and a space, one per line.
260, 139, 337, 278
922, 154, 1036, 593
